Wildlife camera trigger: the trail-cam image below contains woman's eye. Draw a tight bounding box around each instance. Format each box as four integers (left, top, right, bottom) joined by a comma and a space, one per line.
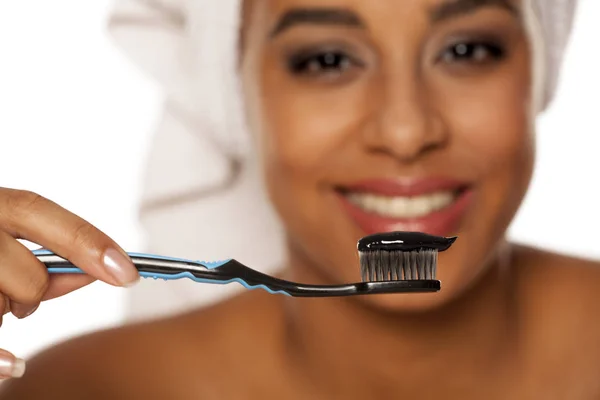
288, 51, 355, 76
440, 42, 505, 64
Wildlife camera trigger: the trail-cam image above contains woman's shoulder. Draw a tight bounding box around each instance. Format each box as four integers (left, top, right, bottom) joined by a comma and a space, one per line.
0, 290, 286, 399
516, 244, 600, 291
516, 244, 600, 308
515, 245, 600, 360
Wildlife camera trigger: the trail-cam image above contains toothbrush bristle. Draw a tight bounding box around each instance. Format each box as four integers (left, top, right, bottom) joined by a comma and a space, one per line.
356, 231, 457, 283
359, 248, 438, 282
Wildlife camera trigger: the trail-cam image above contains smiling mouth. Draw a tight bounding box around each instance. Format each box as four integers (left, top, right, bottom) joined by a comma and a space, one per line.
343, 189, 463, 219
334, 178, 473, 236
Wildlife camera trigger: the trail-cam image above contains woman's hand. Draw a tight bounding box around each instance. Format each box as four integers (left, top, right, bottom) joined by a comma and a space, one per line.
0, 187, 139, 379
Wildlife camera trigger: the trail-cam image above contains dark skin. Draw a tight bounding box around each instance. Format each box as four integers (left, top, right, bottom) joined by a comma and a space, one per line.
1, 0, 600, 398
5, 249, 600, 399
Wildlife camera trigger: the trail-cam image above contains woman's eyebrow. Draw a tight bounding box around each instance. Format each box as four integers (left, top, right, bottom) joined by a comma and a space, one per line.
430, 0, 519, 23
270, 8, 364, 38
268, 1, 516, 38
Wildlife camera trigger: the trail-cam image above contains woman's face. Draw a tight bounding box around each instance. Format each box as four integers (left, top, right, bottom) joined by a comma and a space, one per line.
241, 0, 534, 310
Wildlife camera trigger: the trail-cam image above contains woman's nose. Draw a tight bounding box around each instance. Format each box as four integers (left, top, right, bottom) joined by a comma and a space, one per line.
363, 75, 447, 162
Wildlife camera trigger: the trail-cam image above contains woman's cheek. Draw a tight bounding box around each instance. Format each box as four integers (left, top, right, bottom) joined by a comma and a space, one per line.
261, 81, 368, 174
442, 76, 532, 173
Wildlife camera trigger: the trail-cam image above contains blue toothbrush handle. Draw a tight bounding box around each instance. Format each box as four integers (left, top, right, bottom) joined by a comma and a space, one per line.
34, 249, 231, 277
33, 249, 293, 296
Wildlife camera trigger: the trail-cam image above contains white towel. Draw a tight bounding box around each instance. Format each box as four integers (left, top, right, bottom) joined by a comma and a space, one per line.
107, 0, 578, 321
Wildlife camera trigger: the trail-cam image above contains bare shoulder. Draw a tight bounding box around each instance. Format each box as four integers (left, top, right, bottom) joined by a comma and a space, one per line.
0, 291, 285, 400
515, 245, 600, 346
513, 245, 600, 393
0, 314, 193, 400
516, 244, 600, 297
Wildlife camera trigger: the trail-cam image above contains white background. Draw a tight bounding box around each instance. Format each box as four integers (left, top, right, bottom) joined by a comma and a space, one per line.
0, 0, 599, 360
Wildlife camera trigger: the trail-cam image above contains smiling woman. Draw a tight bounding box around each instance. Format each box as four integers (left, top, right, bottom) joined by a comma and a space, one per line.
1, 0, 600, 399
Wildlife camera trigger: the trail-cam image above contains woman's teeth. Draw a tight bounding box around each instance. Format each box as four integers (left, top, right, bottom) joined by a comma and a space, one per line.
346, 191, 456, 218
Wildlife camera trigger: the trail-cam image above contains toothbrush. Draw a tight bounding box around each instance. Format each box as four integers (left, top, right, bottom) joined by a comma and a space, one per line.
36, 232, 456, 297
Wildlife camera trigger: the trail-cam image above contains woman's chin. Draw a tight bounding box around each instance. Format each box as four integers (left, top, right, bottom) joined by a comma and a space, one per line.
348, 264, 476, 314
355, 285, 457, 314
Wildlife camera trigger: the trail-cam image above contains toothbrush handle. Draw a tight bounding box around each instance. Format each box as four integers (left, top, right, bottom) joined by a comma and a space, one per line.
34, 249, 231, 277
34, 249, 294, 295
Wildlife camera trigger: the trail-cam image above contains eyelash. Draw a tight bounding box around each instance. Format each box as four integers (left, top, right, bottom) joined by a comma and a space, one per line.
286, 40, 506, 77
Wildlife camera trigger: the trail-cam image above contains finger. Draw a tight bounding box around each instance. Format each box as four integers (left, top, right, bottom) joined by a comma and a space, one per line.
0, 295, 8, 316
9, 276, 95, 318
42, 274, 96, 301
0, 349, 26, 379
0, 231, 48, 317
0, 188, 139, 287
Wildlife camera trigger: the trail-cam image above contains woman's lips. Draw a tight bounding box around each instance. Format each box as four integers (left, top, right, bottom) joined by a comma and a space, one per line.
336, 178, 474, 237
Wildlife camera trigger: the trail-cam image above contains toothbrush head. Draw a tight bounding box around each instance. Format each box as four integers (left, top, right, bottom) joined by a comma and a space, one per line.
357, 231, 457, 284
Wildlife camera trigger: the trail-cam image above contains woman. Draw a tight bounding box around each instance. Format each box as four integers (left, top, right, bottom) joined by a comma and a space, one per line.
0, 0, 597, 398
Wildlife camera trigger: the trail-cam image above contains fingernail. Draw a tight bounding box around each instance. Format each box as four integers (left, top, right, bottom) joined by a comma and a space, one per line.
103, 248, 139, 287
12, 303, 39, 319
0, 356, 26, 379
22, 304, 39, 318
